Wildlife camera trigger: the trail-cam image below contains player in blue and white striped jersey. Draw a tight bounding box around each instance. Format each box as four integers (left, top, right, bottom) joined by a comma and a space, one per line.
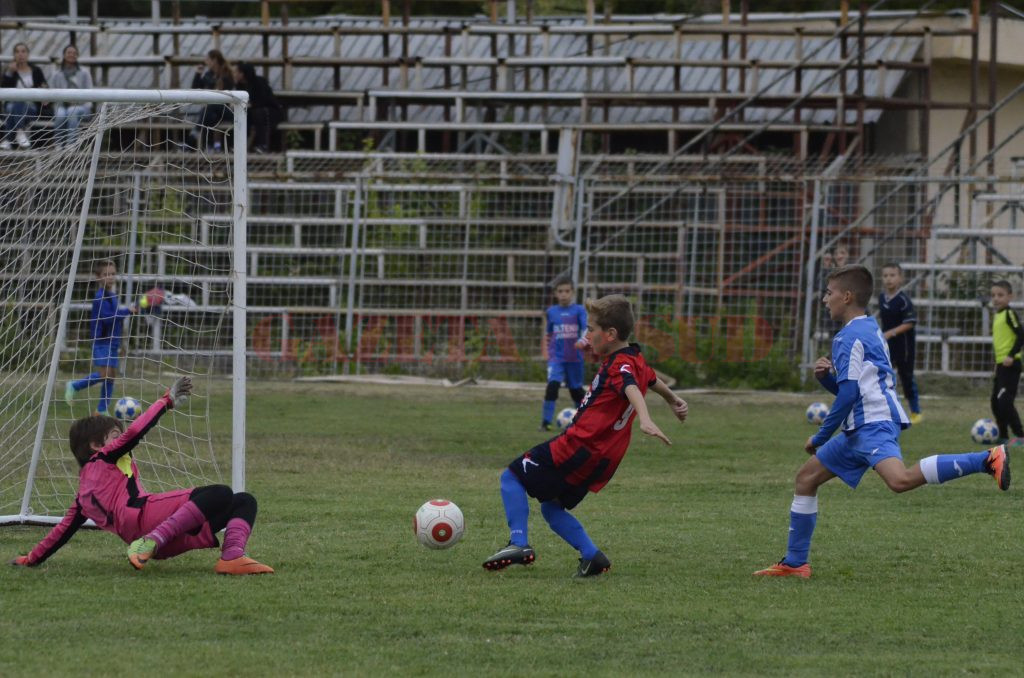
754, 265, 1012, 579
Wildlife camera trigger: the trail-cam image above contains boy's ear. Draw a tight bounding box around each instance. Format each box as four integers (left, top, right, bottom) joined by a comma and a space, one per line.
89, 440, 104, 452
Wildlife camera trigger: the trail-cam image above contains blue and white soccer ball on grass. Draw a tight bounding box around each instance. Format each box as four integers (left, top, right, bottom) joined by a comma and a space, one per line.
114, 397, 141, 421
805, 402, 829, 425
556, 407, 577, 429
970, 418, 999, 445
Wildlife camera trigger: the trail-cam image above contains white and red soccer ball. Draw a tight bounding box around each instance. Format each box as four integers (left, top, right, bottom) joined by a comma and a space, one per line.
414, 499, 465, 549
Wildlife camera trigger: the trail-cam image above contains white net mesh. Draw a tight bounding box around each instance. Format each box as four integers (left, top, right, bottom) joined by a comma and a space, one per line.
0, 95, 241, 523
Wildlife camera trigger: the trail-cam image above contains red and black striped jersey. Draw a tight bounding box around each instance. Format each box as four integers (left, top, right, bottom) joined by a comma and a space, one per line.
546, 344, 657, 492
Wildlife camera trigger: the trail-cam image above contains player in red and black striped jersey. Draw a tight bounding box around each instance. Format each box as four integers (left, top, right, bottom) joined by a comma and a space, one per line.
483, 294, 688, 577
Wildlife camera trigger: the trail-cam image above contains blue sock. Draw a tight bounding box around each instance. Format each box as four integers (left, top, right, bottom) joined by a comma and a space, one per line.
783, 495, 818, 567
98, 379, 114, 414
71, 372, 103, 391
540, 501, 598, 559
541, 399, 556, 425
920, 452, 989, 484
500, 468, 530, 547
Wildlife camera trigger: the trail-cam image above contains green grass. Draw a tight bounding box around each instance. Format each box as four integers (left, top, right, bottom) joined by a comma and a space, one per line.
2, 383, 1023, 676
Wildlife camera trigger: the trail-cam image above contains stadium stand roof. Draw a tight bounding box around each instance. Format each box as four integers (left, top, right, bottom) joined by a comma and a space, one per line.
2, 16, 921, 126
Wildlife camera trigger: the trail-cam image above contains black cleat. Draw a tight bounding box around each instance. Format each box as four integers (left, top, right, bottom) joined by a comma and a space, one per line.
483, 542, 536, 571
574, 550, 611, 578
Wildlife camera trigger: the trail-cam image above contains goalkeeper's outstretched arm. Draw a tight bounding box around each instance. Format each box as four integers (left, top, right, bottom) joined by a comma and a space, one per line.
11, 502, 87, 566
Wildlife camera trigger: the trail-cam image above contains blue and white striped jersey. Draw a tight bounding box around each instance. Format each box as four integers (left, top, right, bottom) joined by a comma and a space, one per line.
832, 315, 910, 431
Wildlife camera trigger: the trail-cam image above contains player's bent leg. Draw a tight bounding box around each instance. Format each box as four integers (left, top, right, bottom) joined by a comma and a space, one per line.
793, 455, 836, 496
755, 456, 832, 577
874, 457, 926, 493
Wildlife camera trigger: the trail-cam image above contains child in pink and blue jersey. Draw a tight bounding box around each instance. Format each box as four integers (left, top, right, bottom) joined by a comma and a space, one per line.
64, 260, 134, 415
11, 377, 273, 575
539, 275, 588, 431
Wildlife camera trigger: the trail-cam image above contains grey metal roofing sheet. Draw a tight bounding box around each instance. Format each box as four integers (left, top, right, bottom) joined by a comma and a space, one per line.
2, 15, 920, 125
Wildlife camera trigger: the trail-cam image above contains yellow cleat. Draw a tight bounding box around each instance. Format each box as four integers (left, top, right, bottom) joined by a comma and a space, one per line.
909, 412, 922, 425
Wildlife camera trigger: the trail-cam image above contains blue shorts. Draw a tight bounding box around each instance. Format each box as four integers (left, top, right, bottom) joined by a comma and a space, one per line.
816, 421, 903, 489
547, 361, 584, 389
92, 343, 120, 369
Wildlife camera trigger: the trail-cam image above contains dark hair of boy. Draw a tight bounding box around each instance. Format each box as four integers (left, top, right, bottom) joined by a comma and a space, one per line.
826, 264, 874, 308
68, 415, 123, 467
881, 262, 902, 273
94, 259, 115, 276
993, 280, 1013, 295
584, 294, 635, 340
551, 274, 574, 290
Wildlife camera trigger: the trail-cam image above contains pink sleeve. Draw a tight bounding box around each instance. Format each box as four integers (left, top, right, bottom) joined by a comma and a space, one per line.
94, 394, 172, 463
27, 502, 87, 565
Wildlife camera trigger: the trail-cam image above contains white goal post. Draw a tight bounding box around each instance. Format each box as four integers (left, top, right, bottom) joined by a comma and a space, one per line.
0, 88, 248, 526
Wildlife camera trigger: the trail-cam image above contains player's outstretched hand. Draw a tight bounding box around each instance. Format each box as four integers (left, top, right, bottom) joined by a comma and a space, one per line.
166, 376, 193, 409
804, 437, 817, 455
10, 555, 31, 566
640, 418, 671, 446
670, 398, 688, 423
813, 356, 833, 379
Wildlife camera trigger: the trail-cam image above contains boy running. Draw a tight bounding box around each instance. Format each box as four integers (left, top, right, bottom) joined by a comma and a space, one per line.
754, 265, 1011, 579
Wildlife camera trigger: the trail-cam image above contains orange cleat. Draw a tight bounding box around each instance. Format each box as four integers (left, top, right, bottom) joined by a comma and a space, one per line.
985, 443, 1011, 491
753, 561, 811, 578
214, 556, 275, 575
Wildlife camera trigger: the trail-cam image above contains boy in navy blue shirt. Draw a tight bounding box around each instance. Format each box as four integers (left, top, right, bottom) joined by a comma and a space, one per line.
754, 265, 1011, 579
538, 276, 588, 431
878, 263, 921, 423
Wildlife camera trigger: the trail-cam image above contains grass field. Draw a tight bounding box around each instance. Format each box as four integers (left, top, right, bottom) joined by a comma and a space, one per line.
2, 381, 1023, 676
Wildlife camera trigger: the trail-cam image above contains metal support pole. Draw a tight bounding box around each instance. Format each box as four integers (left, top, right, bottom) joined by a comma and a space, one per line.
231, 101, 248, 492
801, 179, 823, 380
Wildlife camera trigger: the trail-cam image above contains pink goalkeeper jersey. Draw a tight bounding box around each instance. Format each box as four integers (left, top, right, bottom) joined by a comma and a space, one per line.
26, 394, 174, 565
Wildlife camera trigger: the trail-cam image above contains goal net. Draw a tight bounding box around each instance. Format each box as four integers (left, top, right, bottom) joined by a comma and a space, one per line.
0, 89, 247, 526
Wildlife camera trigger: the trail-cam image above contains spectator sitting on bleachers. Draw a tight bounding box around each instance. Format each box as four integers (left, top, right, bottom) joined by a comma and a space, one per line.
1, 42, 47, 150
232, 62, 283, 154
189, 49, 234, 150
48, 45, 93, 147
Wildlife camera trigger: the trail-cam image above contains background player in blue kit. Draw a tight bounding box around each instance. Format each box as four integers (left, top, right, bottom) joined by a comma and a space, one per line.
755, 265, 1012, 579
65, 260, 135, 415
878, 263, 921, 423
539, 275, 588, 431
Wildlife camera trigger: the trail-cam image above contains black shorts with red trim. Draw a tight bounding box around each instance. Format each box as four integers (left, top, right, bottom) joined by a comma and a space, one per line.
508, 440, 589, 510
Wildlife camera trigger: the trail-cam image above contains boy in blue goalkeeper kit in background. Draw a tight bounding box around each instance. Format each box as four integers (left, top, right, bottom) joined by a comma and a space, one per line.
539, 275, 588, 431
755, 265, 1012, 579
65, 260, 134, 415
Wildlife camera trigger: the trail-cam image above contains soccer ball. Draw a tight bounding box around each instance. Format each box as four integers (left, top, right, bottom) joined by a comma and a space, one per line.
138, 286, 165, 312
414, 499, 465, 549
556, 407, 577, 429
971, 418, 999, 445
114, 397, 141, 421
806, 402, 829, 425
